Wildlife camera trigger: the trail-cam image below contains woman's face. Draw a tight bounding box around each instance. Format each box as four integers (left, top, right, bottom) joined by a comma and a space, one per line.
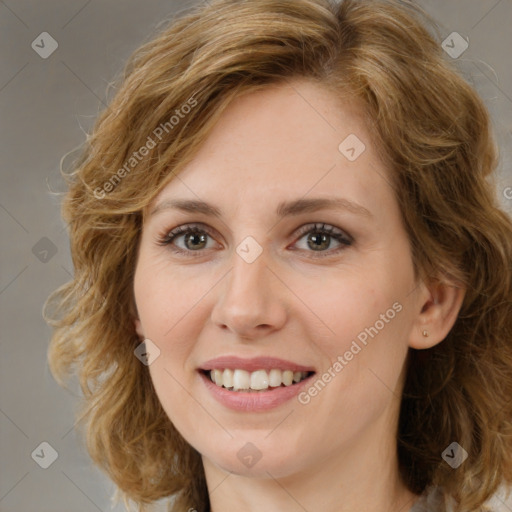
133, 79, 424, 479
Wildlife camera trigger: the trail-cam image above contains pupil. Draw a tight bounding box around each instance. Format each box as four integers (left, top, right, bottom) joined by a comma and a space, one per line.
309, 233, 329, 250
186, 232, 207, 250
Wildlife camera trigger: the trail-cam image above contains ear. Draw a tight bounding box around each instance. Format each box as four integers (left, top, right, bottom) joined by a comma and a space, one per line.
130, 300, 145, 339
134, 317, 145, 339
133, 318, 146, 339
409, 276, 465, 350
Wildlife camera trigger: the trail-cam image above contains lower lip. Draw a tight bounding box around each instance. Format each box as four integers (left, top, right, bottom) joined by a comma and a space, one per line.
199, 372, 313, 412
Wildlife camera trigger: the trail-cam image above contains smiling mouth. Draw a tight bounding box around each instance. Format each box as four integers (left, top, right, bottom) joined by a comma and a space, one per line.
202, 368, 315, 392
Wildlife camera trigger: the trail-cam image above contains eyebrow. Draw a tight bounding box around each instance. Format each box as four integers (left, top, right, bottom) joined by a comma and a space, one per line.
149, 196, 372, 219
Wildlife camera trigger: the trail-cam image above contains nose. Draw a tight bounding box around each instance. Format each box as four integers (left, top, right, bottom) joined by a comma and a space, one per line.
210, 246, 288, 340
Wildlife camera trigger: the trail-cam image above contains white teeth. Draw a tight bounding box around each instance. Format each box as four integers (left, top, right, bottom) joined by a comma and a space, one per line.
233, 369, 251, 391
213, 369, 223, 386
250, 370, 269, 390
282, 370, 293, 386
269, 369, 282, 387
209, 368, 310, 390
222, 369, 234, 388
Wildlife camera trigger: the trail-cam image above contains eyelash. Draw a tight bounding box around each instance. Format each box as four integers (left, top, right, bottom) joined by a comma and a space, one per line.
156, 222, 353, 259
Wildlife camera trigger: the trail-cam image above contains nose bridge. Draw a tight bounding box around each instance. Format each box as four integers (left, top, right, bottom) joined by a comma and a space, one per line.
211, 238, 286, 337
226, 241, 271, 311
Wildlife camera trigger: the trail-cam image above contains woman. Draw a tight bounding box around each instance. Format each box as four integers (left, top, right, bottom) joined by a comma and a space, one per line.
44, 0, 512, 511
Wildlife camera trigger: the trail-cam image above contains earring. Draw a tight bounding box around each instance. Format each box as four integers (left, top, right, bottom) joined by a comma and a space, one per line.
422, 329, 429, 337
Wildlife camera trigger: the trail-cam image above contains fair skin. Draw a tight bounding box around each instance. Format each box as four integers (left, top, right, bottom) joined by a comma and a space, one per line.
133, 79, 465, 512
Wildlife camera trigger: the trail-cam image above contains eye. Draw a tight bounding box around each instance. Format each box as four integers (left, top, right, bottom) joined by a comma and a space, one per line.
291, 223, 352, 258
157, 223, 219, 255
157, 222, 353, 258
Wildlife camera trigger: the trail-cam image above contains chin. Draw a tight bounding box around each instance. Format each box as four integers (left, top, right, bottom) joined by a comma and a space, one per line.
197, 432, 310, 480
204, 449, 298, 479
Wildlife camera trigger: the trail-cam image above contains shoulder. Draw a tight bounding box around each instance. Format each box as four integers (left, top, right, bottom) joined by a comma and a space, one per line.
409, 486, 446, 512
409, 486, 512, 512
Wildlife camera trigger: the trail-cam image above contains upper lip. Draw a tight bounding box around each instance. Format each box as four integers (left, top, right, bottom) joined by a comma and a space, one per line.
199, 356, 315, 373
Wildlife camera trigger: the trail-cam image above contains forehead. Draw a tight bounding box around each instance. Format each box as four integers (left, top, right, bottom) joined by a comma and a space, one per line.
150, 79, 394, 218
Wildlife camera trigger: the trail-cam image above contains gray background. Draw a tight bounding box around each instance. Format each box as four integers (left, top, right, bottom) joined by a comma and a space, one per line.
1, 1, 511, 511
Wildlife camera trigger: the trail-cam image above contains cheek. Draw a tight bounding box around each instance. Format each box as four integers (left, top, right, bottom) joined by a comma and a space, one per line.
133, 253, 212, 342
147, 358, 216, 445
133, 256, 214, 415
298, 272, 389, 353
301, 268, 412, 400
296, 291, 409, 450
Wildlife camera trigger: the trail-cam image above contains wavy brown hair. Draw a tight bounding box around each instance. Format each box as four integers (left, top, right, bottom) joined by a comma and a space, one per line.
44, 0, 512, 510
